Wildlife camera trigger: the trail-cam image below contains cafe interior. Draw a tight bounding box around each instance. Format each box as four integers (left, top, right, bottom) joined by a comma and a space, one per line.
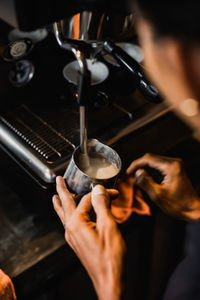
0, 0, 200, 299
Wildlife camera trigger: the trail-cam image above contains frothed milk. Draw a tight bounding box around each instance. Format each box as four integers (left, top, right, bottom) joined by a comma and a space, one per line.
80, 155, 119, 179
64, 139, 121, 194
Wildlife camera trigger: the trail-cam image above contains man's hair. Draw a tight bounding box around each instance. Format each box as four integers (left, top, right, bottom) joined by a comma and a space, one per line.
135, 0, 200, 42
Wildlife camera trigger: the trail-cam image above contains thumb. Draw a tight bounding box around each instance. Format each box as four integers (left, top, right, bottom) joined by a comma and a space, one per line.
91, 185, 113, 224
135, 169, 161, 202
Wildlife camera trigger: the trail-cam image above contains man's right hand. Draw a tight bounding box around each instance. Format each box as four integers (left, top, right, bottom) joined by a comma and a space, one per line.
127, 153, 200, 221
53, 177, 127, 300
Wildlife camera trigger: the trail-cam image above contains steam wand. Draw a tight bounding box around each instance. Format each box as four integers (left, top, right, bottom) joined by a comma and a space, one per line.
53, 22, 91, 156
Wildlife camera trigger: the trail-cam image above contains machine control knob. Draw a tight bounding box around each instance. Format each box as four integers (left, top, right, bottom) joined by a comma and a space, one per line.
8, 59, 35, 87
2, 38, 34, 62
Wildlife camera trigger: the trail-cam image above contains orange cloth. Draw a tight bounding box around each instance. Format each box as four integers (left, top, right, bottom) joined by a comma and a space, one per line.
0, 270, 16, 300
111, 177, 151, 223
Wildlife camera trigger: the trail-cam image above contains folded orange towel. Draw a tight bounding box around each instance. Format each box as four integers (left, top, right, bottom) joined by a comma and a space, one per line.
0, 270, 16, 300
111, 176, 151, 223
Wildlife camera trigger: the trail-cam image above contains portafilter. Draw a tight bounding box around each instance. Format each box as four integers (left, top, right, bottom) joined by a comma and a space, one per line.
53, 10, 162, 104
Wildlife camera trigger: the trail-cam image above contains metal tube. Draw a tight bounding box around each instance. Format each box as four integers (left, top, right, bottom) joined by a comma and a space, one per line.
53, 22, 89, 155
80, 105, 88, 154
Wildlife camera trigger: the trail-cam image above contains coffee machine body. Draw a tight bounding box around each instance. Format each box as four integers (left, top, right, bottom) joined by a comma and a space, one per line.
0, 0, 135, 31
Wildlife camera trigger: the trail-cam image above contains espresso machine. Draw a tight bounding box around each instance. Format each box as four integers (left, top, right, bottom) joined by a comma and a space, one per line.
0, 0, 169, 211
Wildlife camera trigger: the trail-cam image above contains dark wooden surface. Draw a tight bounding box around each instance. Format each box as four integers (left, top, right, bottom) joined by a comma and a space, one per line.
0, 176, 84, 299
0, 181, 64, 278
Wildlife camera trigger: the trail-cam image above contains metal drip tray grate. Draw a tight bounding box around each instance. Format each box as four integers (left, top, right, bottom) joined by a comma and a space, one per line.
0, 105, 79, 183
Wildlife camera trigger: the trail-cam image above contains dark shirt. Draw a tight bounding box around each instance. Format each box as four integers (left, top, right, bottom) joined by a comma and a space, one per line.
163, 222, 200, 300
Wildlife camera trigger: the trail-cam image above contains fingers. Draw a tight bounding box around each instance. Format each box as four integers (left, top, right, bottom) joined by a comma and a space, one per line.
75, 188, 119, 219
126, 153, 170, 175
56, 176, 76, 219
52, 194, 65, 224
91, 185, 114, 228
76, 193, 92, 214
91, 185, 110, 211
106, 189, 119, 199
54, 176, 119, 223
76, 188, 118, 211
135, 169, 161, 201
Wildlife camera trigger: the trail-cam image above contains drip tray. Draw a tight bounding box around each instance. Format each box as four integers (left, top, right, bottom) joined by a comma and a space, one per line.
0, 105, 80, 183
0, 96, 170, 185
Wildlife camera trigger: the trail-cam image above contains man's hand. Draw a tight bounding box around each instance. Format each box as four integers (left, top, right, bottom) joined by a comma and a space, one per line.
127, 153, 200, 221
53, 176, 126, 300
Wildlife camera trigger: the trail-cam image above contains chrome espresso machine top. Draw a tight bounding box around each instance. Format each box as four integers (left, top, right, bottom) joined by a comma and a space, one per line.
0, 0, 168, 187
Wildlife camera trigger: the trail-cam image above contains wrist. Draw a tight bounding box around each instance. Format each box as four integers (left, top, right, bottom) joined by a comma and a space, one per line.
183, 196, 200, 221
95, 278, 126, 300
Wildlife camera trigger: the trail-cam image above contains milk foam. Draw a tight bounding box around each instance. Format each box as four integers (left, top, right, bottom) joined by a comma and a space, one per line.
81, 156, 118, 179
